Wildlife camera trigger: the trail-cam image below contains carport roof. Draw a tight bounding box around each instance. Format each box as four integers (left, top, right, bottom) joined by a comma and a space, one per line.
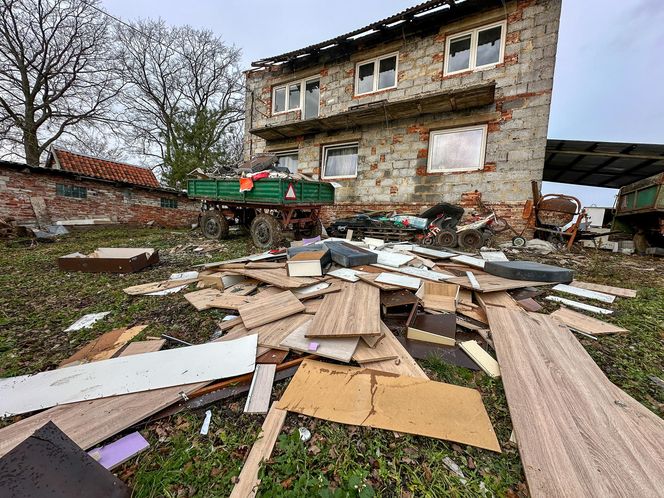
544, 139, 664, 189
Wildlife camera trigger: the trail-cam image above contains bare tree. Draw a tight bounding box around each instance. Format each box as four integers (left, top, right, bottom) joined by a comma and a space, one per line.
0, 0, 121, 165
116, 20, 244, 185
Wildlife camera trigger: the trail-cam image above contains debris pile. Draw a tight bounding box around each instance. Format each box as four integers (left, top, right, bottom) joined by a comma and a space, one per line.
1, 235, 662, 497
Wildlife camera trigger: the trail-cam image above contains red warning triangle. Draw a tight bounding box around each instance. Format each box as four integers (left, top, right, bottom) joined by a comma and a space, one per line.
285, 183, 296, 200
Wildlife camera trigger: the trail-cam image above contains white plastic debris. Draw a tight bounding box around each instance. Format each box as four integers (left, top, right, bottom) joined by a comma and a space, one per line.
64, 312, 111, 332
200, 410, 212, 435
298, 427, 311, 442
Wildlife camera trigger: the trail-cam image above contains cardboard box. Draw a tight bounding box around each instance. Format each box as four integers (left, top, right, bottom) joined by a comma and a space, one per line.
58, 248, 159, 273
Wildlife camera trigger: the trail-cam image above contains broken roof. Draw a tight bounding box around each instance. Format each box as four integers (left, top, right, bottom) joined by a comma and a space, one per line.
251, 0, 504, 68
47, 148, 160, 189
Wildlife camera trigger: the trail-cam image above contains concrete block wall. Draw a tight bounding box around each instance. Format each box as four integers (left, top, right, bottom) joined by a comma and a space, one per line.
244, 0, 562, 226
0, 166, 200, 227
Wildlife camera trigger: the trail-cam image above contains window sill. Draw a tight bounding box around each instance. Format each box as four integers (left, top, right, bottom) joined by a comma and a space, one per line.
443, 62, 500, 78
426, 167, 484, 175
321, 175, 357, 180
352, 85, 398, 99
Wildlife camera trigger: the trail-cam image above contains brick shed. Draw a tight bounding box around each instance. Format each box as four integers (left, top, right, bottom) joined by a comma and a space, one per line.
0, 150, 200, 228
244, 0, 562, 228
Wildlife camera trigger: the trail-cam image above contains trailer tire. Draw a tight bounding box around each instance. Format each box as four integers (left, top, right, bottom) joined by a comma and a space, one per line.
251, 213, 283, 249
303, 219, 323, 238
436, 228, 457, 248
458, 229, 484, 250
201, 212, 229, 240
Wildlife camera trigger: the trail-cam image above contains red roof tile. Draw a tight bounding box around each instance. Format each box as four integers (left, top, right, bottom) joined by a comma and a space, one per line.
50, 149, 160, 188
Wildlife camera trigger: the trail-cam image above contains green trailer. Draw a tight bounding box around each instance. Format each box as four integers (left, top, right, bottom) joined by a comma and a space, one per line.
613, 172, 664, 251
187, 177, 335, 249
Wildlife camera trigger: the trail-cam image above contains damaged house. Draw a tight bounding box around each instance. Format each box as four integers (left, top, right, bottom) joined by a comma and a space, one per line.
244, 0, 562, 226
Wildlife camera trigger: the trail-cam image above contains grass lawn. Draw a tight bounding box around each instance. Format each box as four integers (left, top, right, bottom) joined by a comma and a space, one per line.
1, 227, 662, 497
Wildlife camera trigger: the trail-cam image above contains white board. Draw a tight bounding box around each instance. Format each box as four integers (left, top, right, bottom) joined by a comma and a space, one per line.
293, 282, 330, 297
0, 335, 257, 416
544, 296, 613, 315
450, 255, 486, 269
372, 264, 453, 282
552, 284, 616, 304
370, 250, 414, 268
327, 268, 368, 283
64, 312, 110, 332
480, 251, 509, 262
375, 273, 421, 290
410, 246, 456, 259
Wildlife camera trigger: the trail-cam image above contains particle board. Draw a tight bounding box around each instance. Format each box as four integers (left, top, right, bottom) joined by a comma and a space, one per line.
459, 340, 500, 378
303, 298, 323, 314
352, 322, 399, 364
448, 273, 550, 292
0, 336, 257, 416
184, 288, 255, 311
119, 339, 166, 356
256, 349, 289, 364
244, 364, 276, 414
238, 291, 305, 329
226, 268, 318, 288
327, 268, 368, 282
396, 336, 480, 371
357, 272, 401, 290
487, 306, 664, 497
292, 281, 342, 300
544, 295, 613, 314
306, 282, 381, 338
223, 280, 260, 296
350, 264, 383, 274
252, 313, 312, 350
516, 297, 542, 312
280, 318, 359, 362
229, 405, 287, 498
550, 307, 628, 336
570, 280, 636, 298
552, 283, 616, 303
450, 255, 486, 269
359, 329, 428, 379
375, 272, 421, 290
123, 278, 198, 295
410, 246, 456, 259
59, 325, 147, 367
372, 263, 454, 281
276, 360, 500, 452
371, 250, 414, 267
474, 291, 520, 312
420, 281, 459, 313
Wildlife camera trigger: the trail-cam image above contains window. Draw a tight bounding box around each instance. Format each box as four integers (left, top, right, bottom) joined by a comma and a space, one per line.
427, 125, 487, 173
160, 198, 178, 209
272, 77, 320, 118
276, 150, 299, 173
355, 53, 398, 95
56, 183, 87, 199
444, 21, 506, 75
322, 143, 359, 179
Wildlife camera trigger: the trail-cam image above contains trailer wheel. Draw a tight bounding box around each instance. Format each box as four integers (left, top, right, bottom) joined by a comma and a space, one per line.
201, 211, 229, 240
303, 219, 323, 238
251, 213, 283, 249
458, 229, 484, 250
436, 228, 457, 248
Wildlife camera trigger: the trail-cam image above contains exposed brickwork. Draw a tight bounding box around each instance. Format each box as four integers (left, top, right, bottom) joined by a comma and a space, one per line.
0, 165, 199, 228
244, 0, 562, 219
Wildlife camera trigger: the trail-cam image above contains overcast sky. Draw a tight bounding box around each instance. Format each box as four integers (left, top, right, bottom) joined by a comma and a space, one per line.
101, 0, 664, 206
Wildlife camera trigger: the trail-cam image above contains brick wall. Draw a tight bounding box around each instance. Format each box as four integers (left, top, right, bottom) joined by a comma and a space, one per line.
244, 0, 561, 222
0, 166, 200, 228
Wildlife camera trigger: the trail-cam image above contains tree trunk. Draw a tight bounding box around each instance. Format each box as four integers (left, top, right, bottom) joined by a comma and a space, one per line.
23, 126, 41, 166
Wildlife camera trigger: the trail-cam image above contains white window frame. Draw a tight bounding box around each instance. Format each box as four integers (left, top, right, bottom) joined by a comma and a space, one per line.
321, 142, 359, 180
354, 52, 399, 96
275, 149, 299, 173
444, 21, 506, 76
272, 76, 321, 117
427, 124, 488, 174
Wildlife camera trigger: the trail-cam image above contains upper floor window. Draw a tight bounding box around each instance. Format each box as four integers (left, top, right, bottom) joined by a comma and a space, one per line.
321, 142, 359, 179
56, 183, 87, 199
276, 150, 298, 173
444, 21, 506, 76
355, 53, 398, 96
427, 125, 487, 173
160, 198, 178, 209
272, 77, 320, 119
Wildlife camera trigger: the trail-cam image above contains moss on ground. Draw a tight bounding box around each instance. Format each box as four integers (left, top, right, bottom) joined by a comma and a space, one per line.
0, 228, 661, 497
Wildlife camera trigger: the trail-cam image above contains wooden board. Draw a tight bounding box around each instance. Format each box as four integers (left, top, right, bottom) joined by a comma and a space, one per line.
184, 288, 255, 311
448, 274, 550, 292
226, 268, 318, 289
229, 405, 287, 498
217, 315, 242, 332
303, 298, 323, 314
256, 349, 289, 364
544, 295, 613, 315
550, 307, 628, 336
486, 306, 664, 497
410, 246, 456, 259
420, 281, 459, 313
375, 272, 421, 290
570, 280, 636, 298
327, 268, 368, 282
245, 262, 286, 269
59, 325, 147, 367
123, 278, 198, 295
276, 360, 500, 452
372, 263, 454, 281
352, 322, 399, 363
119, 339, 166, 356
306, 282, 381, 338
0, 336, 257, 416
244, 364, 276, 414
359, 329, 428, 379
450, 255, 486, 269
357, 273, 400, 290
223, 280, 260, 296
280, 318, 358, 362
292, 282, 342, 300
474, 291, 520, 312
517, 297, 542, 312
252, 313, 312, 350
459, 340, 500, 378
552, 283, 616, 303
238, 291, 305, 329
370, 250, 414, 267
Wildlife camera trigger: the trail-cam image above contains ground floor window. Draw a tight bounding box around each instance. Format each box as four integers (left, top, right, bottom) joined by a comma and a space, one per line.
160, 198, 178, 209
56, 183, 87, 199
321, 143, 359, 179
427, 125, 487, 173
276, 150, 299, 173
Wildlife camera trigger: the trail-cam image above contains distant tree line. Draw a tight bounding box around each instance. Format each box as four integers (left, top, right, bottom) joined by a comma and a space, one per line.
0, 0, 244, 186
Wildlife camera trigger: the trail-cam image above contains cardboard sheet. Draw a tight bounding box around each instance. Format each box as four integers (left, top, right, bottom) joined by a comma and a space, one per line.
276, 360, 500, 452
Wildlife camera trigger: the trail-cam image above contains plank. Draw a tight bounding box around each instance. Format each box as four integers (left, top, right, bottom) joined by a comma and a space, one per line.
552, 283, 616, 303
123, 278, 198, 295
474, 291, 520, 312
421, 281, 459, 313
303, 298, 323, 314
88, 431, 150, 470
223, 280, 260, 296
244, 364, 276, 414
0, 336, 257, 416
372, 263, 454, 281
410, 246, 456, 259
570, 280, 636, 298
280, 318, 358, 362
245, 262, 286, 269
352, 322, 399, 364
550, 307, 628, 336
370, 249, 414, 267
448, 273, 550, 292
59, 325, 147, 367
375, 272, 421, 290
450, 255, 486, 269
292, 282, 342, 300
252, 313, 311, 350
226, 268, 318, 288
359, 329, 427, 378
184, 288, 255, 311
238, 291, 305, 329
357, 272, 401, 290
459, 340, 500, 378
256, 349, 289, 364
516, 297, 542, 312
544, 295, 613, 315
487, 306, 664, 497
276, 360, 500, 452
119, 339, 166, 356
217, 315, 242, 332
229, 405, 287, 498
306, 282, 381, 338
327, 268, 368, 282
480, 250, 508, 261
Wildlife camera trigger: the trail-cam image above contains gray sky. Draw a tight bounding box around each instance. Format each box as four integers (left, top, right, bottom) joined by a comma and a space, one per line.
101, 0, 664, 206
